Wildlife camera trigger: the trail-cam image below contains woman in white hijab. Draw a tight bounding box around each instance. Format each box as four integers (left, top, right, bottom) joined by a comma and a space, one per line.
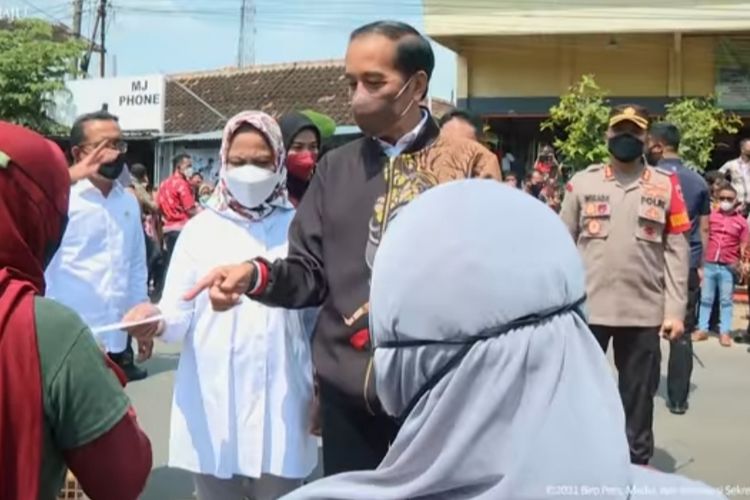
284, 180, 725, 500
124, 111, 317, 500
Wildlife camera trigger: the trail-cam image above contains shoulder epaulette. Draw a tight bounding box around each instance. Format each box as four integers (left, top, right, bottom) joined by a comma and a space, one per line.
584, 164, 604, 173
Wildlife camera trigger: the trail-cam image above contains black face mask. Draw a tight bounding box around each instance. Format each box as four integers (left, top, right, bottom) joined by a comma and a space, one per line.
608, 134, 644, 163
529, 184, 543, 198
645, 148, 661, 166
376, 296, 587, 424
98, 154, 126, 180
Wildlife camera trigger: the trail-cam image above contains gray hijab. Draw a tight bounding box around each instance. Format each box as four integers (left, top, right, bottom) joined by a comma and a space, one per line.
285, 180, 724, 500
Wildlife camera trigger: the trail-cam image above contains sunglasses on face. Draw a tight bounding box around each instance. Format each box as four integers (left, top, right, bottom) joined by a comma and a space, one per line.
79, 140, 128, 154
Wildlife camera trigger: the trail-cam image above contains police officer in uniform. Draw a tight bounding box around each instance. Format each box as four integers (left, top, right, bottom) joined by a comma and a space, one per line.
560, 105, 691, 465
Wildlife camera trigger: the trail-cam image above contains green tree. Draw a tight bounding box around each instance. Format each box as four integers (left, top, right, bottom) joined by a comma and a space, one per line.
663, 96, 742, 172
0, 19, 86, 134
541, 74, 610, 172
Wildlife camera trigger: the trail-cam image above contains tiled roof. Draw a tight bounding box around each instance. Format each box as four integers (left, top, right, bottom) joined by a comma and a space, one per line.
165, 60, 352, 134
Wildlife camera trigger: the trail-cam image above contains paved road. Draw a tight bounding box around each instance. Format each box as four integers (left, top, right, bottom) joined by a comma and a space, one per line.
127, 326, 750, 499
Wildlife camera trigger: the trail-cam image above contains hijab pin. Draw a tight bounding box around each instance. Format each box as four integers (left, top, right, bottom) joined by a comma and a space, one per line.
0, 151, 9, 168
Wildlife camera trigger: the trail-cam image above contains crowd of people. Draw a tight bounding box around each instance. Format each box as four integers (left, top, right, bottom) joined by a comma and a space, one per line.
1, 17, 746, 500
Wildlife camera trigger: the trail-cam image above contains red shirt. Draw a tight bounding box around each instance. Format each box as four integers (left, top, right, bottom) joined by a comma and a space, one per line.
534, 160, 553, 175
158, 172, 196, 232
705, 209, 749, 265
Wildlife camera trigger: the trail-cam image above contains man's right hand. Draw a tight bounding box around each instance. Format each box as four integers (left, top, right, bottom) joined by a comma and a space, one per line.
183, 262, 256, 311
69, 141, 120, 184
122, 303, 163, 340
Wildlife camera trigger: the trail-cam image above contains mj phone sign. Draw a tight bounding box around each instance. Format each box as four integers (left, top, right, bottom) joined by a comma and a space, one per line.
54, 75, 166, 133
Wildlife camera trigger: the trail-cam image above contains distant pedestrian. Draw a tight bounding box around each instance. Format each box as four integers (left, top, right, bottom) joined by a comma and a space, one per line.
693, 184, 749, 347
560, 104, 691, 465
279, 111, 322, 207
719, 138, 750, 215
647, 122, 711, 415
158, 154, 199, 287
504, 172, 519, 188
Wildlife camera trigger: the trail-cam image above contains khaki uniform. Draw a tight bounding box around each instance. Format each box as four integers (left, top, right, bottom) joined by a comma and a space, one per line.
560, 164, 691, 327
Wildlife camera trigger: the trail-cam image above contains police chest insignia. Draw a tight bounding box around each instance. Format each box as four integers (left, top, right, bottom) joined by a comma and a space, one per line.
641, 195, 666, 209
587, 219, 601, 235
585, 203, 597, 216
597, 203, 610, 215
584, 194, 609, 203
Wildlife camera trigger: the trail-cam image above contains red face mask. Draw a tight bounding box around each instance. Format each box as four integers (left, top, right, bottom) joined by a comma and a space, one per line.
286, 151, 317, 181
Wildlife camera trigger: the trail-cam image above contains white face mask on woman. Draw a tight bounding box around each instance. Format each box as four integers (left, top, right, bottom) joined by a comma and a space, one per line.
224, 165, 280, 208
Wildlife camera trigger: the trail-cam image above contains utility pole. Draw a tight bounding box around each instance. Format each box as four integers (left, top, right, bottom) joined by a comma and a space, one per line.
72, 0, 84, 37
237, 0, 256, 68
99, 0, 107, 77
237, 0, 245, 68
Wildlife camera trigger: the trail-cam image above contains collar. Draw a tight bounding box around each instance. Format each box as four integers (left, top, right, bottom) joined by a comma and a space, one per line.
604, 164, 651, 182
377, 110, 430, 158
73, 177, 124, 198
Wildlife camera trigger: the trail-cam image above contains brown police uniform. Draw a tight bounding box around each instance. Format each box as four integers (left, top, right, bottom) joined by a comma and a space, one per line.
560, 162, 691, 465
560, 163, 691, 326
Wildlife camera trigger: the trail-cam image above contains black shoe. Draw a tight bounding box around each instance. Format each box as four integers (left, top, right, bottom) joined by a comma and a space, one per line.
667, 401, 688, 415
734, 333, 750, 344
108, 352, 148, 382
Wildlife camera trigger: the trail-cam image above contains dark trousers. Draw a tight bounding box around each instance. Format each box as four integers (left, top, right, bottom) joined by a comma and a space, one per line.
590, 325, 661, 465
319, 379, 399, 476
667, 268, 698, 407
155, 230, 180, 297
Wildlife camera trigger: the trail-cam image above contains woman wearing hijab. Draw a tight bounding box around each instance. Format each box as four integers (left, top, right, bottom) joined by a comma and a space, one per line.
122, 111, 317, 499
284, 180, 724, 500
279, 111, 321, 207
0, 121, 152, 499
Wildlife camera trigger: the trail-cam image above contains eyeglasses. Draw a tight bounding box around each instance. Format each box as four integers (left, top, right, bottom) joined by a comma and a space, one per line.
79, 140, 128, 154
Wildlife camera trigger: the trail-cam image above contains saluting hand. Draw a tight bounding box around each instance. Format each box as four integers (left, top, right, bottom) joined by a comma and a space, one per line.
69, 141, 120, 183
661, 319, 685, 341
183, 262, 256, 311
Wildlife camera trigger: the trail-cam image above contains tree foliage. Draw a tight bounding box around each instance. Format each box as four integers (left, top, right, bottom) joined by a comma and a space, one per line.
0, 19, 86, 134
541, 74, 610, 172
663, 96, 742, 172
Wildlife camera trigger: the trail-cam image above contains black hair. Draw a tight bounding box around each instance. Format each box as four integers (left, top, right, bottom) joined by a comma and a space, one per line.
705, 170, 728, 185
69, 110, 120, 148
191, 172, 203, 180
172, 153, 191, 171
350, 20, 435, 99
717, 182, 737, 195
129, 163, 148, 181
650, 122, 681, 150
439, 109, 482, 137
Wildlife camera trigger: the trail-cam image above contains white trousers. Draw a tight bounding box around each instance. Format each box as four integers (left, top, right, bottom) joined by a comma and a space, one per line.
193, 473, 301, 500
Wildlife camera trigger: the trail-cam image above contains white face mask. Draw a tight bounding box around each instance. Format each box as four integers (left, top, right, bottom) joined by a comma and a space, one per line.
720, 200, 735, 212
224, 165, 280, 209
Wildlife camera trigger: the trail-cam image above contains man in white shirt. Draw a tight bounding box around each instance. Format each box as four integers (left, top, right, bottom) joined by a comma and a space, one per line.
719, 137, 750, 215
46, 110, 149, 381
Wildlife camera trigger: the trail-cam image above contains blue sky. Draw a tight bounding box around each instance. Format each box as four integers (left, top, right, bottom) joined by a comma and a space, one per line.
20, 0, 457, 100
